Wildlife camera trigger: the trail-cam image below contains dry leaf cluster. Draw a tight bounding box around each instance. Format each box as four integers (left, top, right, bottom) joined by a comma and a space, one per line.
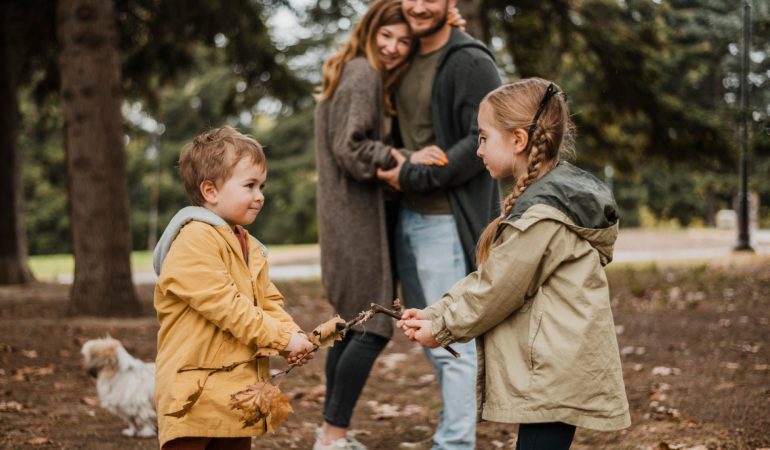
230, 382, 293, 430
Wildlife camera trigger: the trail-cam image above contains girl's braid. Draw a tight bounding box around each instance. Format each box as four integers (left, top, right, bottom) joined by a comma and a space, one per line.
502, 127, 548, 216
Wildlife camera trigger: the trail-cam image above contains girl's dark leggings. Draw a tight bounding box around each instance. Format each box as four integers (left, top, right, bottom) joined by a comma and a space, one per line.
516, 422, 576, 450
323, 330, 389, 428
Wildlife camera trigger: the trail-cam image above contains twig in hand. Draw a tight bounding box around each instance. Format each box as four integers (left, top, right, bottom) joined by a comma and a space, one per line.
335, 302, 461, 358
372, 303, 460, 358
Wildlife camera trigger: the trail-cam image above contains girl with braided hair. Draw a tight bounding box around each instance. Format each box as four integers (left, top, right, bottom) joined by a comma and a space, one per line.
399, 78, 630, 450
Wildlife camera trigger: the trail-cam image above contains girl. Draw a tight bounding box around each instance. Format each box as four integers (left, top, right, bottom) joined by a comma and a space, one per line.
399, 78, 631, 450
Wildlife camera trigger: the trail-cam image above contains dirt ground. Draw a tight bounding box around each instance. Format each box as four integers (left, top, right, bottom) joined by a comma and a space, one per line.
1, 256, 769, 450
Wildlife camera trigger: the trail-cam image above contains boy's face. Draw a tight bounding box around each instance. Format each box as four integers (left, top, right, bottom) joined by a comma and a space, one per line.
203, 157, 267, 226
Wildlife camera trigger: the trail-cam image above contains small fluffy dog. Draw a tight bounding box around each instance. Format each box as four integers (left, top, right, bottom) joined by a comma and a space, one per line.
81, 336, 157, 437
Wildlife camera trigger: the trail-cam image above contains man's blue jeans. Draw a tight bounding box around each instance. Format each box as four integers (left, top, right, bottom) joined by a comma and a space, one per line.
396, 208, 477, 450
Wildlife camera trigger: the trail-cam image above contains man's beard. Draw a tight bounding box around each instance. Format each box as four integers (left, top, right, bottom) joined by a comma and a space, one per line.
411, 6, 449, 38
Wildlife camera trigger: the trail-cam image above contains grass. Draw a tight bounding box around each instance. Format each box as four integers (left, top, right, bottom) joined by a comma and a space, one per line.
28, 244, 320, 279
29, 251, 155, 279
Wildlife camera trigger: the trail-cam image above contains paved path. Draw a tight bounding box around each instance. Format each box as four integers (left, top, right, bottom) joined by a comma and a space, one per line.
52, 229, 770, 284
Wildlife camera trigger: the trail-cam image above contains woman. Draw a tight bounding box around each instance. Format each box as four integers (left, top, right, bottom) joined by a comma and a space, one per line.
313, 1, 415, 449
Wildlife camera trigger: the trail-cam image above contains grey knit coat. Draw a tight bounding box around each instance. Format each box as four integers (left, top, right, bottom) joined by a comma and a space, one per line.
314, 57, 395, 338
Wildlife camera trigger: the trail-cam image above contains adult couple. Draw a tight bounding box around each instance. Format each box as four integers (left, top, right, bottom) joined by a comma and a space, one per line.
314, 0, 501, 449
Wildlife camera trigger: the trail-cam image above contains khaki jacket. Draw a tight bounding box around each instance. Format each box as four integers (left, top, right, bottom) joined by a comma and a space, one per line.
154, 220, 300, 447
426, 162, 631, 431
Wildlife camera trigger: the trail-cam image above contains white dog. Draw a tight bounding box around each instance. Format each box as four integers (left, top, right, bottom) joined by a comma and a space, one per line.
80, 336, 157, 437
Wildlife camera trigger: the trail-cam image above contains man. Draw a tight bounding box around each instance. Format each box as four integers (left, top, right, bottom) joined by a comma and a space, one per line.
377, 1, 501, 449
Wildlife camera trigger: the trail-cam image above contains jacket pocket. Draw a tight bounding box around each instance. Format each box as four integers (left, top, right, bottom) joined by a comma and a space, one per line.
528, 311, 543, 370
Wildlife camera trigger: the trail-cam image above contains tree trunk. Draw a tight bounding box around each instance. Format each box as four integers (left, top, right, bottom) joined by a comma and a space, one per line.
57, 0, 141, 316
0, 3, 34, 285
457, 0, 486, 42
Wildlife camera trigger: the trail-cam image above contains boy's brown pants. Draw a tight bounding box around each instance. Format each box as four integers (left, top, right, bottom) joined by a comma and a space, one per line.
162, 437, 251, 450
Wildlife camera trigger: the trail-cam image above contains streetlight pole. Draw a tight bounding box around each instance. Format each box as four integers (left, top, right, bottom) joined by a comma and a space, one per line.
734, 0, 753, 252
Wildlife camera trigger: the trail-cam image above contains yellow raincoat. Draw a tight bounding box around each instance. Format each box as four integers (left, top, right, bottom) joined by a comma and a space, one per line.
154, 219, 300, 447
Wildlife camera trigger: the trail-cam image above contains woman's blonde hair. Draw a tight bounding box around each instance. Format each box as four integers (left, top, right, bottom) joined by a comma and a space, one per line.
315, 0, 415, 115
475, 78, 576, 264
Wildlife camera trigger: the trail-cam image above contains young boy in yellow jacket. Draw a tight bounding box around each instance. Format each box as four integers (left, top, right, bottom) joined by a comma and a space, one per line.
152, 126, 314, 449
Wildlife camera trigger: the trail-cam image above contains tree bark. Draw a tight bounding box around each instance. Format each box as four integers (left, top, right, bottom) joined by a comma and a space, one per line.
456, 0, 486, 42
57, 0, 141, 316
0, 3, 34, 285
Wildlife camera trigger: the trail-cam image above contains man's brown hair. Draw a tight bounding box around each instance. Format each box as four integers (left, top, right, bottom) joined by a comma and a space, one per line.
178, 126, 266, 206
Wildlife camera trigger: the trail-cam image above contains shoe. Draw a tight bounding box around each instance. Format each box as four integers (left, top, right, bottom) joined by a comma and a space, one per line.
397, 438, 433, 450
312, 433, 369, 450
345, 434, 368, 450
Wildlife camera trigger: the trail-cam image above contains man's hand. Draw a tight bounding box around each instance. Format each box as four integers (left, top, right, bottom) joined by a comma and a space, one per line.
410, 145, 447, 166
376, 148, 406, 191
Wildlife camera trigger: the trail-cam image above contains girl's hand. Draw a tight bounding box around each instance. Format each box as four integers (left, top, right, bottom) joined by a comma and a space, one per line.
397, 308, 427, 328
401, 319, 440, 348
410, 145, 448, 166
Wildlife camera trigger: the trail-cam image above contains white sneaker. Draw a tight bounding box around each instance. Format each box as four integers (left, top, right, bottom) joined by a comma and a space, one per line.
346, 434, 368, 450
312, 433, 368, 450
312, 437, 349, 450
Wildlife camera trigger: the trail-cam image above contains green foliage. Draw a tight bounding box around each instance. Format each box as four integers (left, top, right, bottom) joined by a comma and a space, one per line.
250, 107, 318, 244
14, 0, 770, 255
19, 93, 69, 255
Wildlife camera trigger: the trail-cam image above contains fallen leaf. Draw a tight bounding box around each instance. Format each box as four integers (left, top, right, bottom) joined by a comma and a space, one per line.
0, 401, 23, 412
21, 350, 38, 359
378, 352, 408, 370
26, 437, 50, 445
308, 316, 345, 349
230, 381, 293, 430
13, 365, 55, 381
288, 383, 325, 403
81, 396, 99, 407
651, 366, 681, 376
367, 400, 401, 420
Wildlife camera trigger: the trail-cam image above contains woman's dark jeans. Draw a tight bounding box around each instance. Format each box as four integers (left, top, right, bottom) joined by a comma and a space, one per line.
323, 330, 389, 428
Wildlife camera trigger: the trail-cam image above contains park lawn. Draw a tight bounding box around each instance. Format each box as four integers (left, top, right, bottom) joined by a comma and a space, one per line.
28, 243, 320, 280
2, 256, 768, 449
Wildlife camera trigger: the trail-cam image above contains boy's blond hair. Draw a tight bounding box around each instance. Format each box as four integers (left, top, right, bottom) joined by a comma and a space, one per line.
179, 126, 266, 206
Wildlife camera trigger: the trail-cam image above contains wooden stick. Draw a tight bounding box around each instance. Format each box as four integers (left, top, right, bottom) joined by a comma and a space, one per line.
370, 303, 460, 358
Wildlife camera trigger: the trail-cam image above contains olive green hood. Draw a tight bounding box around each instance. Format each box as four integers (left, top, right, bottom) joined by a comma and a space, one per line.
503, 161, 619, 264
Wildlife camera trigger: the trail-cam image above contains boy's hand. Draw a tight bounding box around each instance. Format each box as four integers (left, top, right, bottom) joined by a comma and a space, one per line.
401, 319, 440, 349
283, 332, 315, 365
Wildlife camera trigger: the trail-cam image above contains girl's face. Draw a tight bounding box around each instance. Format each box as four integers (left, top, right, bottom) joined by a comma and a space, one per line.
375, 23, 412, 70
477, 103, 522, 180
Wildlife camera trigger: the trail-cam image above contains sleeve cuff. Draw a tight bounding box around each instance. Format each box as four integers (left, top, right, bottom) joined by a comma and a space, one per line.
271, 326, 294, 351
432, 316, 455, 347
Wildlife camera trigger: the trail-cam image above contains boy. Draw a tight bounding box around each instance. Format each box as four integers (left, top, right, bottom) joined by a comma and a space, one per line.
152, 126, 314, 449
